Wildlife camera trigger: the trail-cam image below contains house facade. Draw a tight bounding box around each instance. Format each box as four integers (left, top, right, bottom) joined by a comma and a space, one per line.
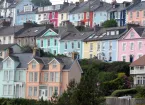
108, 1, 131, 26
15, 26, 46, 47
127, 1, 145, 26
0, 26, 23, 44
36, 28, 60, 55
26, 57, 82, 100
36, 4, 63, 27
58, 3, 75, 26
118, 27, 145, 62
93, 2, 111, 26
0, 53, 33, 98
16, 4, 36, 25
130, 55, 145, 87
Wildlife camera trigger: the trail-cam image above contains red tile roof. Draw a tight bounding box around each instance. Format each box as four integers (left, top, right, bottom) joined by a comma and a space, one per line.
130, 55, 145, 66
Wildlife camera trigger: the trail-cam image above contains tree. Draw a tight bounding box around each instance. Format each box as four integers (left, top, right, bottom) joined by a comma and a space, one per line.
31, 0, 52, 6
102, 19, 118, 28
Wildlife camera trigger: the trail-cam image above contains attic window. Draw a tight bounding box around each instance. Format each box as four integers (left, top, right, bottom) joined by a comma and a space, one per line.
34, 30, 38, 32
81, 33, 84, 35
116, 31, 119, 35
89, 34, 95, 39
94, 36, 98, 38
91, 6, 93, 8
111, 31, 115, 35
100, 33, 106, 37
130, 32, 134, 38
107, 32, 110, 35
52, 61, 57, 68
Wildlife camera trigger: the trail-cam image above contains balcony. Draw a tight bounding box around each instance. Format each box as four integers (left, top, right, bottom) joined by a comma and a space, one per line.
130, 69, 145, 75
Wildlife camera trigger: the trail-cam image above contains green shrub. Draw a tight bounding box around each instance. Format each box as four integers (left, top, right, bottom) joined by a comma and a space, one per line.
135, 86, 145, 98
111, 88, 137, 97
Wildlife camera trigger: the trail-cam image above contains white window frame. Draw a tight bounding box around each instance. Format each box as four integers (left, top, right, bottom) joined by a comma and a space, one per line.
122, 55, 126, 62
122, 42, 126, 51
90, 43, 93, 52
130, 42, 134, 51
138, 41, 142, 50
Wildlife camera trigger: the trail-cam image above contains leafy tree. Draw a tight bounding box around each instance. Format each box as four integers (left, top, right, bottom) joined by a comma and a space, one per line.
102, 19, 118, 28
71, 68, 104, 105
21, 45, 33, 53
31, 0, 52, 6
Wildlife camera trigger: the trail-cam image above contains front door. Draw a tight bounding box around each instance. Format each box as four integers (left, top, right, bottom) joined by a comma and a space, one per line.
39, 89, 48, 100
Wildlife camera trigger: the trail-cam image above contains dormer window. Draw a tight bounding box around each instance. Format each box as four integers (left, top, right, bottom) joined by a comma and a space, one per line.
130, 32, 134, 38
32, 61, 36, 69
116, 31, 119, 35
24, 5, 32, 12
107, 32, 110, 35
111, 31, 115, 35
52, 61, 57, 68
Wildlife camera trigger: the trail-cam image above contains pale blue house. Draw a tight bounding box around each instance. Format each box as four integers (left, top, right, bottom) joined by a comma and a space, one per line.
36, 28, 60, 55
8, 0, 36, 25
60, 29, 93, 59
0, 53, 33, 98
93, 2, 111, 26
99, 27, 127, 62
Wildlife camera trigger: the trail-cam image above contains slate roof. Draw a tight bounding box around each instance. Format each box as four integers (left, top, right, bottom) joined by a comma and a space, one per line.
16, 26, 47, 38
108, 2, 131, 12
0, 25, 23, 36
8, 0, 21, 8
9, 55, 20, 62
130, 55, 145, 66
13, 53, 33, 68
0, 44, 18, 51
84, 27, 127, 42
127, 1, 145, 11
33, 56, 74, 70
61, 31, 94, 41
93, 2, 111, 12
59, 4, 76, 13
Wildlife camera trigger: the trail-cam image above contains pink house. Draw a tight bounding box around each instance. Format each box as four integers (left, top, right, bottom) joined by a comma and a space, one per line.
118, 27, 145, 62
26, 56, 82, 100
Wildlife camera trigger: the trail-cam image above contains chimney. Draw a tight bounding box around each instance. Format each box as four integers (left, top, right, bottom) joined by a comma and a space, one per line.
72, 52, 78, 60
94, 25, 101, 32
75, 2, 79, 7
79, 0, 84, 3
33, 37, 37, 57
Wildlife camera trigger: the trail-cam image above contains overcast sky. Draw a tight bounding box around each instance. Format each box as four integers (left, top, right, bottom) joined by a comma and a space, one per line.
50, 0, 132, 5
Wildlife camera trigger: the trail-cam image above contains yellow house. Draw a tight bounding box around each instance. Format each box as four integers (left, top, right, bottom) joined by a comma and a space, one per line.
82, 28, 106, 59
58, 4, 76, 26
83, 41, 98, 59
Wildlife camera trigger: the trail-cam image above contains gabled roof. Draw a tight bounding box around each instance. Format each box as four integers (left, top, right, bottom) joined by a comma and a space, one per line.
0, 25, 23, 36
9, 55, 20, 62
0, 44, 19, 51
13, 53, 33, 68
133, 27, 145, 37
16, 26, 47, 38
32, 56, 74, 70
93, 2, 111, 12
130, 55, 145, 67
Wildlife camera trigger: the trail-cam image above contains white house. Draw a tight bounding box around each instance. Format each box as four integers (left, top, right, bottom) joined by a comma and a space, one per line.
130, 55, 145, 87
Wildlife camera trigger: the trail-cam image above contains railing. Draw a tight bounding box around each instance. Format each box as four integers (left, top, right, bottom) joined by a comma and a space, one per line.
130, 69, 145, 74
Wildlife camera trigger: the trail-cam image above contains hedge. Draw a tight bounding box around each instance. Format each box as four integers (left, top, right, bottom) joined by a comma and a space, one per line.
111, 88, 137, 97
0, 98, 51, 105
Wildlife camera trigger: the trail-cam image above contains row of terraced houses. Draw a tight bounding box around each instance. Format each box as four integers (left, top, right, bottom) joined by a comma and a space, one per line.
0, 0, 145, 100
0, 0, 144, 27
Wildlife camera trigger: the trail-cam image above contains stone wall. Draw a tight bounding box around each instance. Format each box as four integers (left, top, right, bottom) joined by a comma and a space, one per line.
106, 97, 145, 105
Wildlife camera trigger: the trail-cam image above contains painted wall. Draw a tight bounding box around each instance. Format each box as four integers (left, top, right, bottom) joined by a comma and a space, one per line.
58, 13, 69, 26
127, 10, 145, 26
100, 40, 118, 62
0, 35, 15, 44
93, 11, 108, 26
14, 0, 35, 25
16, 13, 36, 25
48, 12, 58, 27
118, 28, 145, 62
60, 40, 82, 59
83, 41, 98, 59
36, 29, 60, 55
109, 10, 126, 26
